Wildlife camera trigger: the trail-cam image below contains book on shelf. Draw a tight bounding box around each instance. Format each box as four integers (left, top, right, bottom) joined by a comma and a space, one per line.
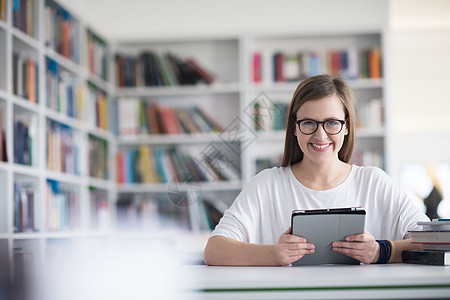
88, 135, 108, 180
116, 146, 240, 184
12, 0, 35, 37
14, 181, 39, 233
402, 250, 450, 266
86, 29, 108, 80
45, 0, 80, 63
118, 99, 223, 136
13, 52, 39, 103
46, 58, 84, 119
252, 100, 288, 131
45, 180, 80, 231
14, 113, 37, 166
89, 187, 109, 230
264, 46, 382, 83
255, 155, 282, 174
46, 120, 80, 175
356, 98, 384, 129
0, 107, 7, 162
252, 52, 262, 83
87, 82, 108, 131
351, 150, 384, 170
115, 52, 216, 87
0, 0, 6, 21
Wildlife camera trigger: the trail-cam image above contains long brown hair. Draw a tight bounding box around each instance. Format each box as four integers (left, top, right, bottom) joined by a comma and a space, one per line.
281, 75, 356, 167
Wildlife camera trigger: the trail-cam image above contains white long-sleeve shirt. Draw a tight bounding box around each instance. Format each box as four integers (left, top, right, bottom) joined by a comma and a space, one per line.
211, 165, 429, 244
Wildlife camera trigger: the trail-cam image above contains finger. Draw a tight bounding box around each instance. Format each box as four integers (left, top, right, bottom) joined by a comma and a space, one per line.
332, 247, 365, 257
332, 241, 366, 250
289, 248, 315, 257
288, 243, 315, 251
345, 233, 367, 242
283, 235, 307, 244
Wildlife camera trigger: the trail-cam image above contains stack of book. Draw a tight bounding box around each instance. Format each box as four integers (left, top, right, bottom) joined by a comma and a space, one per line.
403, 219, 450, 266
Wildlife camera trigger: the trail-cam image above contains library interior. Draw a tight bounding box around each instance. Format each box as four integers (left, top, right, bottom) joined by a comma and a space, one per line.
0, 0, 450, 299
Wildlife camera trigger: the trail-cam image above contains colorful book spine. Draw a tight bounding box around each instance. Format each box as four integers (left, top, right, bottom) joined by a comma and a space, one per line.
0, 0, 6, 21
87, 82, 108, 130
12, 0, 35, 37
116, 146, 240, 184
118, 100, 222, 136
45, 180, 80, 231
13, 52, 39, 103
14, 114, 37, 166
115, 52, 215, 87
89, 187, 109, 230
86, 30, 108, 80
267, 46, 382, 83
46, 120, 80, 175
13, 181, 39, 232
88, 135, 108, 179
45, 0, 80, 63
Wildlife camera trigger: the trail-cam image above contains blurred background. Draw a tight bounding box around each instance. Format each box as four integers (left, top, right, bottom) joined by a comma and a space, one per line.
1, 0, 449, 299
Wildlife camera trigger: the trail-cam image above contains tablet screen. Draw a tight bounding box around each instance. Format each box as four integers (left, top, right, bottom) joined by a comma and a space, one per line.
291, 207, 366, 266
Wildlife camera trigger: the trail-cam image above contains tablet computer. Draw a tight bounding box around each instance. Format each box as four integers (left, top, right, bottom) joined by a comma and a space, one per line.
291, 207, 366, 266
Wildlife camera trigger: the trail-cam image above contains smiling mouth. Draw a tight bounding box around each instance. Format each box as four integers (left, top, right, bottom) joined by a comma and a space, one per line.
311, 143, 331, 149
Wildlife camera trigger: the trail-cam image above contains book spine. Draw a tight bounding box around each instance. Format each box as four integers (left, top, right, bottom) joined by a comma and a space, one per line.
402, 250, 449, 266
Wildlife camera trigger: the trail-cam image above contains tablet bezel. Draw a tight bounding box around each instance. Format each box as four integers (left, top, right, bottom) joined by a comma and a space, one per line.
290, 207, 366, 266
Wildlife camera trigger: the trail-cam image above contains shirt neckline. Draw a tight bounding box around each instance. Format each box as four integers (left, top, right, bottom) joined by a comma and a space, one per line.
288, 164, 356, 193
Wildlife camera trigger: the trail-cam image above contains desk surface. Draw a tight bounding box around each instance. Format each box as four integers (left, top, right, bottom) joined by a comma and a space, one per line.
182, 264, 450, 299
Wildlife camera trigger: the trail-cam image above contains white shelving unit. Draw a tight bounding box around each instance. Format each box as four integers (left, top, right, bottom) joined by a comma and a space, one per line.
0, 0, 115, 282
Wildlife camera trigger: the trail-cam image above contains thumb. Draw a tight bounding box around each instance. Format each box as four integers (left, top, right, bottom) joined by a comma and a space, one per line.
284, 226, 292, 234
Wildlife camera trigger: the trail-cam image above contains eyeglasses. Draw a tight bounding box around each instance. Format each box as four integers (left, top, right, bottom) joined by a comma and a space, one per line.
296, 119, 346, 135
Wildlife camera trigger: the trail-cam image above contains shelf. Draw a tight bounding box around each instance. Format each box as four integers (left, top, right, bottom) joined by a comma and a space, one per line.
115, 83, 241, 97
12, 164, 40, 177
45, 170, 82, 185
356, 127, 385, 138
45, 108, 84, 129
45, 47, 82, 75
11, 27, 41, 50
12, 232, 41, 239
12, 95, 40, 113
251, 78, 383, 95
87, 177, 113, 190
117, 132, 227, 145
86, 126, 115, 141
0, 19, 6, 31
85, 71, 111, 92
117, 180, 242, 194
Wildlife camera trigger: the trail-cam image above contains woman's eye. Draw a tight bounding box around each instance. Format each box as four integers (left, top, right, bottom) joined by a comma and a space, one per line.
302, 121, 316, 126
326, 120, 339, 126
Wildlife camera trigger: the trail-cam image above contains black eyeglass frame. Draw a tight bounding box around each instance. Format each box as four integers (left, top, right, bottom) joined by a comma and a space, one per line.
295, 119, 346, 135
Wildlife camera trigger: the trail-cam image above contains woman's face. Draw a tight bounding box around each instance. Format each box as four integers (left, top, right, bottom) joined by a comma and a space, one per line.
295, 94, 348, 166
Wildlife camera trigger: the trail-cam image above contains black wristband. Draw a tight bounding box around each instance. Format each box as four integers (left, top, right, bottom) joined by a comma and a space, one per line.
375, 240, 392, 264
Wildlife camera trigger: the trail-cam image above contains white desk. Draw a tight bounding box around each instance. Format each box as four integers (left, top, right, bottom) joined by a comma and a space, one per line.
182, 264, 450, 299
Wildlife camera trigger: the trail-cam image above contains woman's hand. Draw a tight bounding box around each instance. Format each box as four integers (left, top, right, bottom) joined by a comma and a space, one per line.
274, 227, 315, 266
332, 230, 379, 264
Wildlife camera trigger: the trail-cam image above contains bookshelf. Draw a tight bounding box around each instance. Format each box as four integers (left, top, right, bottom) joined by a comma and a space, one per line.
112, 37, 243, 233
1, 0, 115, 284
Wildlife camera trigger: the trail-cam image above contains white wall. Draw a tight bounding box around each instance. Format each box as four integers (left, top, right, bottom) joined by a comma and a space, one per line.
59, 0, 387, 41
387, 0, 450, 180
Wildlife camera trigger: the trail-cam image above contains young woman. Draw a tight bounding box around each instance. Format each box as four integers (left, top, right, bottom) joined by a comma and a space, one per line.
203, 75, 428, 266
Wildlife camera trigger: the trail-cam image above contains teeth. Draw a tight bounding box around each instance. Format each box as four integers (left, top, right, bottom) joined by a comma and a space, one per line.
312, 144, 329, 149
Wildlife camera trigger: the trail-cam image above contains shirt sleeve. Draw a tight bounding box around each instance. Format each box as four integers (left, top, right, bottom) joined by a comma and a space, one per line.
209, 170, 269, 242
371, 167, 430, 240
